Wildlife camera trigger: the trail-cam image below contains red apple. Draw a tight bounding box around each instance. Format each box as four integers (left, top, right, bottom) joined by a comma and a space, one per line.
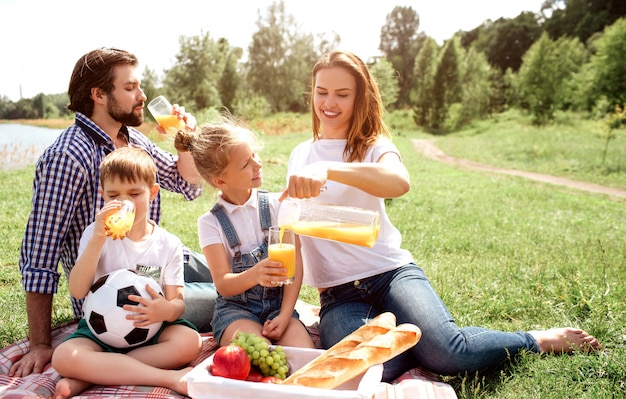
246, 369, 264, 382
210, 345, 251, 380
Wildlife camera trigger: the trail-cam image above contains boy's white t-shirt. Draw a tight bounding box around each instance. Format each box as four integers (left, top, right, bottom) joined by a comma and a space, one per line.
287, 137, 414, 289
78, 220, 184, 288
198, 189, 281, 259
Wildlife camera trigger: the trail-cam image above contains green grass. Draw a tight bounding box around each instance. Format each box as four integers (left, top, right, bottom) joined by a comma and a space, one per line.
1, 111, 625, 398
434, 109, 626, 190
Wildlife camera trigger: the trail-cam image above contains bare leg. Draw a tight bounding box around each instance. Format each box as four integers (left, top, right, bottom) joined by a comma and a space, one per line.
51, 326, 201, 396
274, 318, 315, 348
220, 319, 266, 346
127, 324, 202, 368
529, 328, 602, 354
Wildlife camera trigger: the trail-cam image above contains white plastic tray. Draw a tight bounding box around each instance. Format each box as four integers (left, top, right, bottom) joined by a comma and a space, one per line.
187, 345, 383, 399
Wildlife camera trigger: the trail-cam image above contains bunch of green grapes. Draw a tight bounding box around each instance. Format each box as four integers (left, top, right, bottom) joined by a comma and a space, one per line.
232, 331, 289, 380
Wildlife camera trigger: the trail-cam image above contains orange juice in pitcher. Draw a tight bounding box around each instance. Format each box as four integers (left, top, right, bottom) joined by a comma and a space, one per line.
278, 198, 380, 247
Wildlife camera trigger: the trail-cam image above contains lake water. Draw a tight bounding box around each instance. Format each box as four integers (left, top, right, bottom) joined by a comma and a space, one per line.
0, 124, 63, 170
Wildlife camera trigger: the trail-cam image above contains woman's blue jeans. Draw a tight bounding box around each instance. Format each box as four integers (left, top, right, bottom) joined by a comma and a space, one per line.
319, 263, 540, 381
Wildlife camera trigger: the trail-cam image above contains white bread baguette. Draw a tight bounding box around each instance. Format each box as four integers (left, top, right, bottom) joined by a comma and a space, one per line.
282, 322, 421, 390
283, 312, 396, 381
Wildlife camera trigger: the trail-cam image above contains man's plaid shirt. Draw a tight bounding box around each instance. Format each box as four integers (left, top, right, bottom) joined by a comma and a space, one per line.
19, 113, 201, 317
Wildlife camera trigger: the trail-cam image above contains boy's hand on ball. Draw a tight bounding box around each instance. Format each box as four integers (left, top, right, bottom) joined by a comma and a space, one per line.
125, 284, 167, 326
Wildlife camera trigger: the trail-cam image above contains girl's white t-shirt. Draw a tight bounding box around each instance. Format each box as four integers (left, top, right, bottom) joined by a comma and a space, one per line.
287, 137, 414, 289
78, 221, 184, 288
198, 189, 281, 259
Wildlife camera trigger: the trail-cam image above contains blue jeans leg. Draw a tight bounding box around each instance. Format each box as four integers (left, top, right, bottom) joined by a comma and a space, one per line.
319, 264, 539, 381
182, 282, 217, 333
182, 249, 217, 333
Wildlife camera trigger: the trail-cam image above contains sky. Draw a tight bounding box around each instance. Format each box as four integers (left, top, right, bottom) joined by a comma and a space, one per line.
0, 0, 546, 102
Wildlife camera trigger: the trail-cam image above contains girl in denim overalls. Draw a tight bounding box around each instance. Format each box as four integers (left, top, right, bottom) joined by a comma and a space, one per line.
174, 120, 314, 348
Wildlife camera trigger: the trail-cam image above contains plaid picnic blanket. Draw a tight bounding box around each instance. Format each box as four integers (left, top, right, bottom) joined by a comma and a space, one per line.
0, 301, 457, 398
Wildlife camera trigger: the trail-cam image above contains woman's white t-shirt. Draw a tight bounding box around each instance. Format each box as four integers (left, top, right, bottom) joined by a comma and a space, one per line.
287, 137, 414, 289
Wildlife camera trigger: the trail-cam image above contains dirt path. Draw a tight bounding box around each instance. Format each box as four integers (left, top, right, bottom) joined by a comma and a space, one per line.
412, 139, 626, 199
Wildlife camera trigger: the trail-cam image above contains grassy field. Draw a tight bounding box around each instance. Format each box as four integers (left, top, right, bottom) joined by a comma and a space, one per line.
1, 110, 625, 398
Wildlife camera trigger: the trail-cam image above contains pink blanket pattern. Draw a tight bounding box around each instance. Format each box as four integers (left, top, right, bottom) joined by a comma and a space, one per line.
1, 317, 457, 398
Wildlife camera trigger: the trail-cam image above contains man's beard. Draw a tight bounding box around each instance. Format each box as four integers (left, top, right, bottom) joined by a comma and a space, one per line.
108, 95, 144, 127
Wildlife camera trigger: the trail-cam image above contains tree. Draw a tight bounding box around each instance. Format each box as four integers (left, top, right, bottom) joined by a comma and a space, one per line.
469, 12, 542, 72
246, 1, 317, 113
218, 39, 243, 113
589, 17, 626, 109
163, 32, 237, 112
368, 58, 399, 111
0, 95, 16, 119
411, 37, 438, 127
379, 6, 420, 109
459, 47, 493, 125
141, 67, 160, 107
543, 0, 626, 43
552, 35, 587, 111
517, 32, 586, 124
601, 105, 626, 165
430, 38, 461, 132
47, 93, 71, 119
31, 93, 46, 119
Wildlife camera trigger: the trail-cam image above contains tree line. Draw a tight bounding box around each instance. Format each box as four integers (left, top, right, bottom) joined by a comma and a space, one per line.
1, 0, 624, 133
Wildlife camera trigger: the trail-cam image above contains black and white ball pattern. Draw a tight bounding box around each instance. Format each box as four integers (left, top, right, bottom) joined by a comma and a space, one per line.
82, 269, 164, 348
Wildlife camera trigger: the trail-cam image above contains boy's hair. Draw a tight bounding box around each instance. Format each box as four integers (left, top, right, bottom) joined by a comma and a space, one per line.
99, 147, 156, 188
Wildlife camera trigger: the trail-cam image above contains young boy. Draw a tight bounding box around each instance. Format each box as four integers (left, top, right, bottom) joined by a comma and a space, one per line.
51, 147, 202, 399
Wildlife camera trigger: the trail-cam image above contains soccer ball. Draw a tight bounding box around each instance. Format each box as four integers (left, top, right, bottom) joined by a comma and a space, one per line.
82, 269, 164, 348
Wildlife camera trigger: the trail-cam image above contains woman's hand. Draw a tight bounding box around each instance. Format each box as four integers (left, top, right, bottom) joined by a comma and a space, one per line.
281, 162, 329, 200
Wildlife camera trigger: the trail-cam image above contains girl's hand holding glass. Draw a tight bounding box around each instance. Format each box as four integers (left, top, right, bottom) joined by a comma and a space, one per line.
267, 226, 296, 286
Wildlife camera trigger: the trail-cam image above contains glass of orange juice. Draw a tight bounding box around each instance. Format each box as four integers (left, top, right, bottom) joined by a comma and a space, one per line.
147, 95, 186, 135
268, 226, 296, 286
104, 196, 135, 240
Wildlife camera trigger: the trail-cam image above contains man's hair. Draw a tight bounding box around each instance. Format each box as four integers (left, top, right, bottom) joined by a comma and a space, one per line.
99, 147, 156, 189
68, 48, 138, 116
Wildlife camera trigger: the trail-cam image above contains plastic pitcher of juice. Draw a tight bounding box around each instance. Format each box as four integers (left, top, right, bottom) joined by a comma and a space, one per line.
278, 198, 380, 247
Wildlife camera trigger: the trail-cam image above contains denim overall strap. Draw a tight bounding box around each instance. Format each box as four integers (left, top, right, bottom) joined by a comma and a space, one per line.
210, 203, 242, 260
210, 191, 271, 261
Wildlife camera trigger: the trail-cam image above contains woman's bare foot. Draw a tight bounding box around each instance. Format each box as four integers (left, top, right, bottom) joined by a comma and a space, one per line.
54, 377, 91, 399
529, 328, 602, 354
